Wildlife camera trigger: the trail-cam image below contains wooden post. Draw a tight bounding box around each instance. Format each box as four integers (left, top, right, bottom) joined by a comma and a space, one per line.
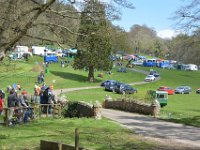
39, 105, 42, 118
4, 108, 9, 127
52, 105, 55, 118
46, 105, 49, 118
75, 128, 79, 150
59, 104, 62, 117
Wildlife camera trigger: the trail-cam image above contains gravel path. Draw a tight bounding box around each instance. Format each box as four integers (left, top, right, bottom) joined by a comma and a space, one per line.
102, 109, 200, 149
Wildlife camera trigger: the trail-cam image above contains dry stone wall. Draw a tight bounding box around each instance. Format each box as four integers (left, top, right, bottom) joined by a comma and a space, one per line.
104, 98, 160, 117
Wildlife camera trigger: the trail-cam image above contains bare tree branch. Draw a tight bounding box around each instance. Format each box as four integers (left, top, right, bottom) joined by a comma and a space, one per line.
34, 22, 84, 36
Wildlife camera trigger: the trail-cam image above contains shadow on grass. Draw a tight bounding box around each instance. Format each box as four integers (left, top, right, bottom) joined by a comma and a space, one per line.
51, 71, 101, 83
162, 116, 200, 127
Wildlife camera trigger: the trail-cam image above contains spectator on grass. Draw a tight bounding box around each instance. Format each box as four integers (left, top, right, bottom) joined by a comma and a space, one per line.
61, 60, 65, 68
18, 90, 29, 107
0, 90, 5, 115
7, 89, 18, 125
40, 71, 45, 83
32, 85, 41, 104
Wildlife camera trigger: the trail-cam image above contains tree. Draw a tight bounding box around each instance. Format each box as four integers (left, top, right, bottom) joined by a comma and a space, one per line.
73, 0, 112, 82
108, 24, 131, 54
0, 0, 134, 61
172, 0, 200, 65
128, 24, 169, 57
174, 0, 200, 32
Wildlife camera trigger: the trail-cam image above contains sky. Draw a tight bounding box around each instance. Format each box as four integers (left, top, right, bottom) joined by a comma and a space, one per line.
112, 0, 185, 39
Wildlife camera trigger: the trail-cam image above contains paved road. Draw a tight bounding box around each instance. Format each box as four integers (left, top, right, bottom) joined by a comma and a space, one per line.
102, 108, 200, 148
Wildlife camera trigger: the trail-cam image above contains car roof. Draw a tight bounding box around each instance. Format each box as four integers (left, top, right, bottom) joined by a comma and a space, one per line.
147, 75, 154, 77
156, 91, 168, 94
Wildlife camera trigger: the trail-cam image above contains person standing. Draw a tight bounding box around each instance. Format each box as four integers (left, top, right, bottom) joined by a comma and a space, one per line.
0, 90, 5, 115
7, 89, 18, 125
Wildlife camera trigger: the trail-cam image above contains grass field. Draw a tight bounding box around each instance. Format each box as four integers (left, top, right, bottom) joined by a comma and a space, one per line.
0, 118, 157, 150
1, 57, 200, 149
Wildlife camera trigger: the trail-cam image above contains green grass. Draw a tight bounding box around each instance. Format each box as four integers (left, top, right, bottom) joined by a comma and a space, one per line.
65, 88, 144, 105
0, 118, 156, 150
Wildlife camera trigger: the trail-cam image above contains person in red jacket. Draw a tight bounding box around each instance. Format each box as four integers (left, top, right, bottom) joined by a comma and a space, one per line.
0, 90, 5, 115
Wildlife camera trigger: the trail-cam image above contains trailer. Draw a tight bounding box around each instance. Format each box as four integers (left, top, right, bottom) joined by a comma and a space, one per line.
15, 46, 29, 59
32, 46, 45, 56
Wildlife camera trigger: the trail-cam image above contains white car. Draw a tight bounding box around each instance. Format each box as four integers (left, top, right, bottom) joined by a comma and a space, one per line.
144, 75, 155, 82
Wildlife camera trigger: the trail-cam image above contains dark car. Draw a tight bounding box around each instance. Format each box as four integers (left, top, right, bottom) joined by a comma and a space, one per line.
105, 80, 119, 92
115, 84, 137, 94
196, 88, 200, 94
149, 70, 160, 77
101, 80, 116, 87
117, 67, 127, 73
175, 86, 192, 94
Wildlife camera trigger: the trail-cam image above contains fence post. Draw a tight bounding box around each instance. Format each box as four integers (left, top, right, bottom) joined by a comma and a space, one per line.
46, 105, 49, 118
39, 105, 42, 118
59, 104, 62, 117
75, 128, 79, 150
52, 105, 55, 118
4, 108, 9, 126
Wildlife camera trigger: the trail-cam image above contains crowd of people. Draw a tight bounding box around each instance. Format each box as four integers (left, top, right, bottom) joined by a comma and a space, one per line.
0, 82, 56, 126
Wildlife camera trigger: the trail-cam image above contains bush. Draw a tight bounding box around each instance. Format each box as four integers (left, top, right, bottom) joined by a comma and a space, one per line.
62, 102, 79, 118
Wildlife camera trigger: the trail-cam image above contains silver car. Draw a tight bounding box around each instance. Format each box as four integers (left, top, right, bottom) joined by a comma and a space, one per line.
175, 86, 192, 94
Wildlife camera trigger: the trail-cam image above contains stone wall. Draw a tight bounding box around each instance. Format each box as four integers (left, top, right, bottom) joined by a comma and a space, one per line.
64, 101, 102, 119
104, 98, 160, 117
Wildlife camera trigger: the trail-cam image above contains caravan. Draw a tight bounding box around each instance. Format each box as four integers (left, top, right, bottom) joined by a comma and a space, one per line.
15, 46, 29, 59
32, 46, 45, 56
185, 64, 198, 71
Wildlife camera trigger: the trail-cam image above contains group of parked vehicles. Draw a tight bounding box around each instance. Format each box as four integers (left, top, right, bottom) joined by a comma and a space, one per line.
144, 70, 160, 82
101, 80, 137, 94
157, 86, 200, 95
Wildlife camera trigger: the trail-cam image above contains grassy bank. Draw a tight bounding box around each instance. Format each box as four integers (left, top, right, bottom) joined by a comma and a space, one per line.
0, 118, 156, 150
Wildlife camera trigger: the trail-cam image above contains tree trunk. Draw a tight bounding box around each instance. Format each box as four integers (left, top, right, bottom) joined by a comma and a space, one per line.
88, 66, 94, 82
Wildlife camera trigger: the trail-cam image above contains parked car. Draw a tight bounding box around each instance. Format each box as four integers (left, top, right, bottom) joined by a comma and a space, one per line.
117, 67, 127, 73
149, 70, 160, 77
101, 80, 116, 87
115, 83, 137, 94
157, 86, 174, 95
105, 80, 119, 92
144, 75, 155, 82
175, 86, 192, 94
196, 88, 200, 94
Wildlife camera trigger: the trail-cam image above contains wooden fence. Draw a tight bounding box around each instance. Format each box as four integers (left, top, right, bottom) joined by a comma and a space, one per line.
40, 128, 93, 150
2, 103, 62, 126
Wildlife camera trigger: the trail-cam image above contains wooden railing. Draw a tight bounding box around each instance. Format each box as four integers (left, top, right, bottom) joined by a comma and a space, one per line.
32, 103, 62, 118
2, 103, 62, 126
